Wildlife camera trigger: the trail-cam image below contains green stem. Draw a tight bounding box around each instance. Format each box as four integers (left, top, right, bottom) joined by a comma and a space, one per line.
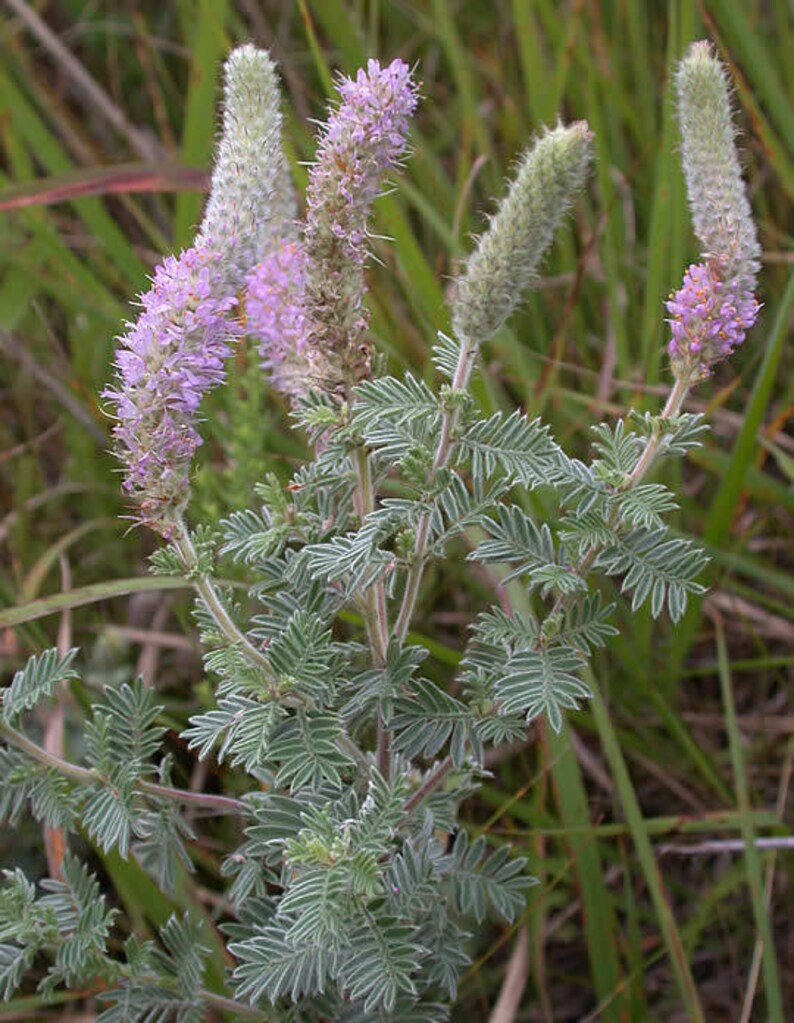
201, 988, 274, 1019
626, 375, 690, 484
394, 336, 479, 643
170, 520, 275, 679
0, 720, 246, 816
402, 755, 454, 815
0, 720, 95, 784
352, 446, 391, 777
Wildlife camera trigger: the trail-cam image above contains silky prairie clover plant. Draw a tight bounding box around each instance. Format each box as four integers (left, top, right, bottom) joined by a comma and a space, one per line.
0, 42, 761, 1022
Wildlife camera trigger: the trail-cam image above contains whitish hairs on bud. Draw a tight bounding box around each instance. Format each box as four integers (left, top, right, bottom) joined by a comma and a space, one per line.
676, 41, 760, 288
198, 45, 296, 288
451, 122, 593, 346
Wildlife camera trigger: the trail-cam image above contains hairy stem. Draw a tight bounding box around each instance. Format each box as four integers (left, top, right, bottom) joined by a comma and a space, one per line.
402, 755, 454, 815
394, 338, 479, 642
0, 720, 246, 815
171, 520, 276, 678
201, 988, 275, 1019
626, 376, 690, 484
352, 446, 391, 776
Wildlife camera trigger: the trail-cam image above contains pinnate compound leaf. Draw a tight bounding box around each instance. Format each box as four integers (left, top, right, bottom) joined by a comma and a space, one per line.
392, 678, 472, 766
614, 482, 678, 530
183, 693, 285, 769
432, 330, 465, 380
470, 506, 585, 596
338, 915, 427, 1014
230, 920, 332, 1004
554, 592, 618, 654
2, 648, 79, 722
278, 866, 351, 948
98, 678, 166, 772
81, 770, 136, 857
155, 914, 209, 1001
270, 713, 353, 791
0, 943, 32, 1000
495, 647, 591, 733
595, 527, 708, 622
443, 831, 535, 923
352, 374, 440, 432
458, 410, 562, 487
0, 750, 79, 829
39, 855, 117, 989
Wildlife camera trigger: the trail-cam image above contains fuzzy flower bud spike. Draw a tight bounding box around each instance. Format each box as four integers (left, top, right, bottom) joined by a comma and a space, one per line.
303, 58, 419, 393
451, 122, 593, 346
103, 246, 241, 534
676, 41, 760, 288
668, 42, 761, 382
197, 45, 296, 289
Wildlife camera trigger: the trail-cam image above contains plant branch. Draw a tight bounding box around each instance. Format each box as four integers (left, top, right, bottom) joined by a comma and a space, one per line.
626, 376, 690, 484
394, 337, 479, 642
171, 520, 277, 679
137, 779, 245, 815
0, 721, 246, 815
352, 445, 392, 777
0, 720, 96, 784
201, 987, 275, 1019
402, 755, 454, 816
119, 972, 274, 1021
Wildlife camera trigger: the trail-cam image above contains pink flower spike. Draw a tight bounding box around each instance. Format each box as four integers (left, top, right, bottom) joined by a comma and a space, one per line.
303, 58, 419, 391
666, 261, 760, 380
103, 244, 241, 531
245, 241, 311, 399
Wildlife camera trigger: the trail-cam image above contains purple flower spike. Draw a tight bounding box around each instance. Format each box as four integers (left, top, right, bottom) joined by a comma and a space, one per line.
245, 241, 310, 398
304, 58, 419, 391
310, 58, 418, 266
666, 261, 760, 380
104, 245, 240, 532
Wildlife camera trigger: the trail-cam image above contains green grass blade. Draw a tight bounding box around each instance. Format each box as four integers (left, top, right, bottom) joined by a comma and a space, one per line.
429, 0, 495, 184
708, 1, 794, 151
704, 273, 794, 548
640, 4, 691, 382
545, 725, 626, 1021
0, 576, 189, 628
299, 0, 336, 94
590, 680, 706, 1021
306, 0, 366, 71
715, 621, 784, 1020
173, 0, 229, 247
0, 68, 147, 285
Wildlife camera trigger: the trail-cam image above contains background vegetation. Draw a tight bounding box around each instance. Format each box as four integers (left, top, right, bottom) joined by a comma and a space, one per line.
0, 1, 791, 1019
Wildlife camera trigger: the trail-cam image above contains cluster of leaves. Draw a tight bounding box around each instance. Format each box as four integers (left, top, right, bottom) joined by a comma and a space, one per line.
0, 323, 710, 1018
227, 784, 531, 1017
0, 859, 209, 1023
0, 655, 192, 875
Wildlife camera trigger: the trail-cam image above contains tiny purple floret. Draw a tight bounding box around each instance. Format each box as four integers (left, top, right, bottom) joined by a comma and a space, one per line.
245, 241, 310, 398
307, 58, 419, 266
666, 261, 759, 379
302, 58, 419, 385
